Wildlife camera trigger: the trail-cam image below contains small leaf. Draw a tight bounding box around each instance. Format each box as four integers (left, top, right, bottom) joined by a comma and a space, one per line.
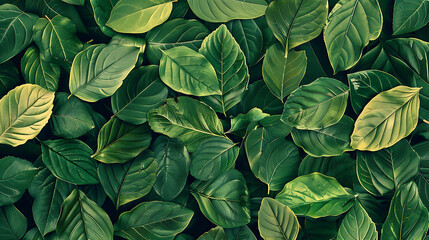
337, 202, 378, 240
0, 205, 27, 240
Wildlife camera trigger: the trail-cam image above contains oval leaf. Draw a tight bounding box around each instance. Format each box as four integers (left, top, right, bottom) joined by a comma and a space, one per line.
337, 202, 378, 240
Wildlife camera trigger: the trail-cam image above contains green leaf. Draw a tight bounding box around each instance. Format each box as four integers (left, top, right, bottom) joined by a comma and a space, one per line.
23, 228, 43, 240
258, 197, 300, 240
324, 0, 383, 73
350, 86, 421, 151
109, 34, 146, 66
0, 4, 37, 64
190, 169, 250, 228
111, 66, 168, 125
291, 115, 354, 157
92, 117, 152, 164
381, 181, 429, 240
57, 189, 113, 240
148, 97, 226, 152
276, 173, 354, 218
348, 70, 401, 114
415, 141, 429, 209
393, 0, 429, 35
98, 150, 158, 209
265, 0, 328, 52
302, 218, 338, 240
0, 156, 37, 206
114, 201, 194, 240
146, 18, 210, 65
337, 202, 377, 240
0, 205, 27, 240
262, 43, 307, 102
0, 84, 54, 147
152, 136, 190, 201
32, 172, 73, 236
89, 0, 118, 37
225, 226, 256, 240
357, 139, 420, 196
281, 77, 349, 130
0, 61, 19, 97
190, 137, 238, 181
33, 15, 83, 71
298, 153, 356, 188
197, 226, 226, 240
41, 139, 99, 185
229, 108, 269, 137
62, 0, 85, 6
159, 46, 221, 97
187, 0, 267, 23
21, 46, 60, 92
69, 44, 140, 102
106, 0, 174, 34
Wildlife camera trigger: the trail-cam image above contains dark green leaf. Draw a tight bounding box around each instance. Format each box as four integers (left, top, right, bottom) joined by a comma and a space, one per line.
0, 205, 27, 240
224, 226, 256, 240
89, 0, 118, 36
393, 0, 429, 35
0, 61, 19, 97
415, 141, 429, 209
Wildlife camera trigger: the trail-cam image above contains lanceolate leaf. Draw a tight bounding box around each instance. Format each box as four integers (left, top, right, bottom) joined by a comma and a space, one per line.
281, 77, 349, 130
98, 150, 158, 209
111, 66, 169, 125
41, 139, 99, 185
148, 97, 226, 152
187, 0, 267, 23
0, 205, 27, 240
351, 86, 421, 151
258, 197, 300, 240
393, 0, 429, 35
337, 202, 377, 240
381, 182, 429, 240
57, 189, 114, 240
0, 156, 38, 206
106, 0, 175, 34
276, 173, 354, 218
0, 4, 37, 64
324, 0, 383, 73
146, 18, 210, 64
199, 25, 249, 114
92, 117, 152, 164
190, 170, 251, 228
69, 44, 140, 102
265, 0, 328, 52
114, 201, 194, 240
0, 84, 55, 147
262, 42, 307, 102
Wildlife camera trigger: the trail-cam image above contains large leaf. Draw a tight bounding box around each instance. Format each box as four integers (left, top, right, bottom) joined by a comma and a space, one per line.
199, 25, 249, 114
21, 46, 60, 92
262, 42, 307, 102
148, 97, 226, 152
50, 92, 95, 139
159, 46, 221, 97
146, 18, 210, 64
57, 189, 113, 240
348, 70, 401, 114
258, 197, 300, 240
276, 173, 354, 218
111, 66, 168, 125
357, 139, 420, 196
92, 117, 152, 164
197, 226, 226, 240
415, 141, 429, 209
69, 44, 140, 102
0, 84, 54, 147
41, 139, 99, 185
324, 0, 383, 73
0, 4, 37, 64
0, 61, 19, 97
187, 0, 267, 23
0, 205, 27, 240
265, 0, 328, 53
89, 0, 118, 37
291, 115, 354, 157
190, 137, 238, 181
32, 172, 73, 236
0, 156, 37, 206
106, 0, 174, 34
281, 77, 349, 130
98, 150, 158, 208
190, 170, 251, 228
393, 0, 429, 35
381, 182, 429, 240
33, 15, 83, 70
152, 136, 190, 201
337, 202, 377, 240
114, 201, 194, 240
350, 86, 421, 151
